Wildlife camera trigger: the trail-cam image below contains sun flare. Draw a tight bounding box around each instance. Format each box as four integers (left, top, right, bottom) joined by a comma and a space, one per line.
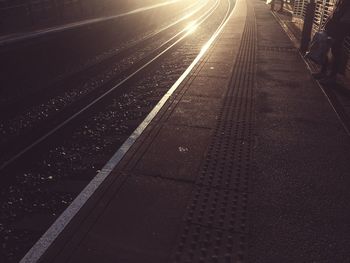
185, 21, 199, 34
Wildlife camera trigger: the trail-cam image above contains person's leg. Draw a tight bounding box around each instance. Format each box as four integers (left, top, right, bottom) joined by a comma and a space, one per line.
312, 39, 329, 79
318, 38, 343, 85
313, 59, 328, 79
278, 0, 284, 12
329, 37, 344, 78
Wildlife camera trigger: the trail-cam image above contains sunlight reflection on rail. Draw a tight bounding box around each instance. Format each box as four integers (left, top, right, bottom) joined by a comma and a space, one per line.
200, 42, 211, 55
185, 21, 199, 35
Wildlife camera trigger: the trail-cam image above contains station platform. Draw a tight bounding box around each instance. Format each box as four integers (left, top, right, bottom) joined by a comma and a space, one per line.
21, 0, 350, 262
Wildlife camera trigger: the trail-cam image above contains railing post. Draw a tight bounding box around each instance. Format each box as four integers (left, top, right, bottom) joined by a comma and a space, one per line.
299, 0, 316, 54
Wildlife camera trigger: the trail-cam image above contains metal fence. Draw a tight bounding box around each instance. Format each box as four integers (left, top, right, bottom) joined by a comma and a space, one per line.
293, 0, 308, 19
293, 0, 350, 69
293, 0, 336, 28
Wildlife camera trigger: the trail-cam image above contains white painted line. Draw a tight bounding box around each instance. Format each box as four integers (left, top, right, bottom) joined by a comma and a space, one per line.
0, 0, 183, 46
20, 0, 238, 262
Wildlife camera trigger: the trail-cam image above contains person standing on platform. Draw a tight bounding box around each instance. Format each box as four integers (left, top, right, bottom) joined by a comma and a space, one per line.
267, 0, 284, 12
267, 0, 275, 11
314, 0, 350, 84
278, 0, 284, 12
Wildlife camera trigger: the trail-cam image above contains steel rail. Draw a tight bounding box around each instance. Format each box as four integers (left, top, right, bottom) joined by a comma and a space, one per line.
0, 0, 220, 172
0, 0, 205, 117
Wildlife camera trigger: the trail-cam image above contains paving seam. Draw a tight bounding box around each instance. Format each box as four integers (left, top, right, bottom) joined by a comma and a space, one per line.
37, 51, 211, 263
21, 2, 238, 262
133, 173, 196, 184
38, 172, 131, 263
169, 1, 257, 262
124, 51, 221, 171
123, 28, 235, 171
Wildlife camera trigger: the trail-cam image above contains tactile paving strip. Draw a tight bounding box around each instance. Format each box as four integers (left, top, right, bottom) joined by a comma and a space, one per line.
197, 117, 253, 191
171, 4, 256, 262
198, 141, 251, 191
184, 186, 248, 233
172, 225, 246, 263
197, 10, 256, 192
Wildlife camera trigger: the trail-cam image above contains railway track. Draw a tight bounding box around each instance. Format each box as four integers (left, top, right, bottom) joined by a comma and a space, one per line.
0, 0, 204, 118
0, 0, 235, 261
0, 0, 210, 169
